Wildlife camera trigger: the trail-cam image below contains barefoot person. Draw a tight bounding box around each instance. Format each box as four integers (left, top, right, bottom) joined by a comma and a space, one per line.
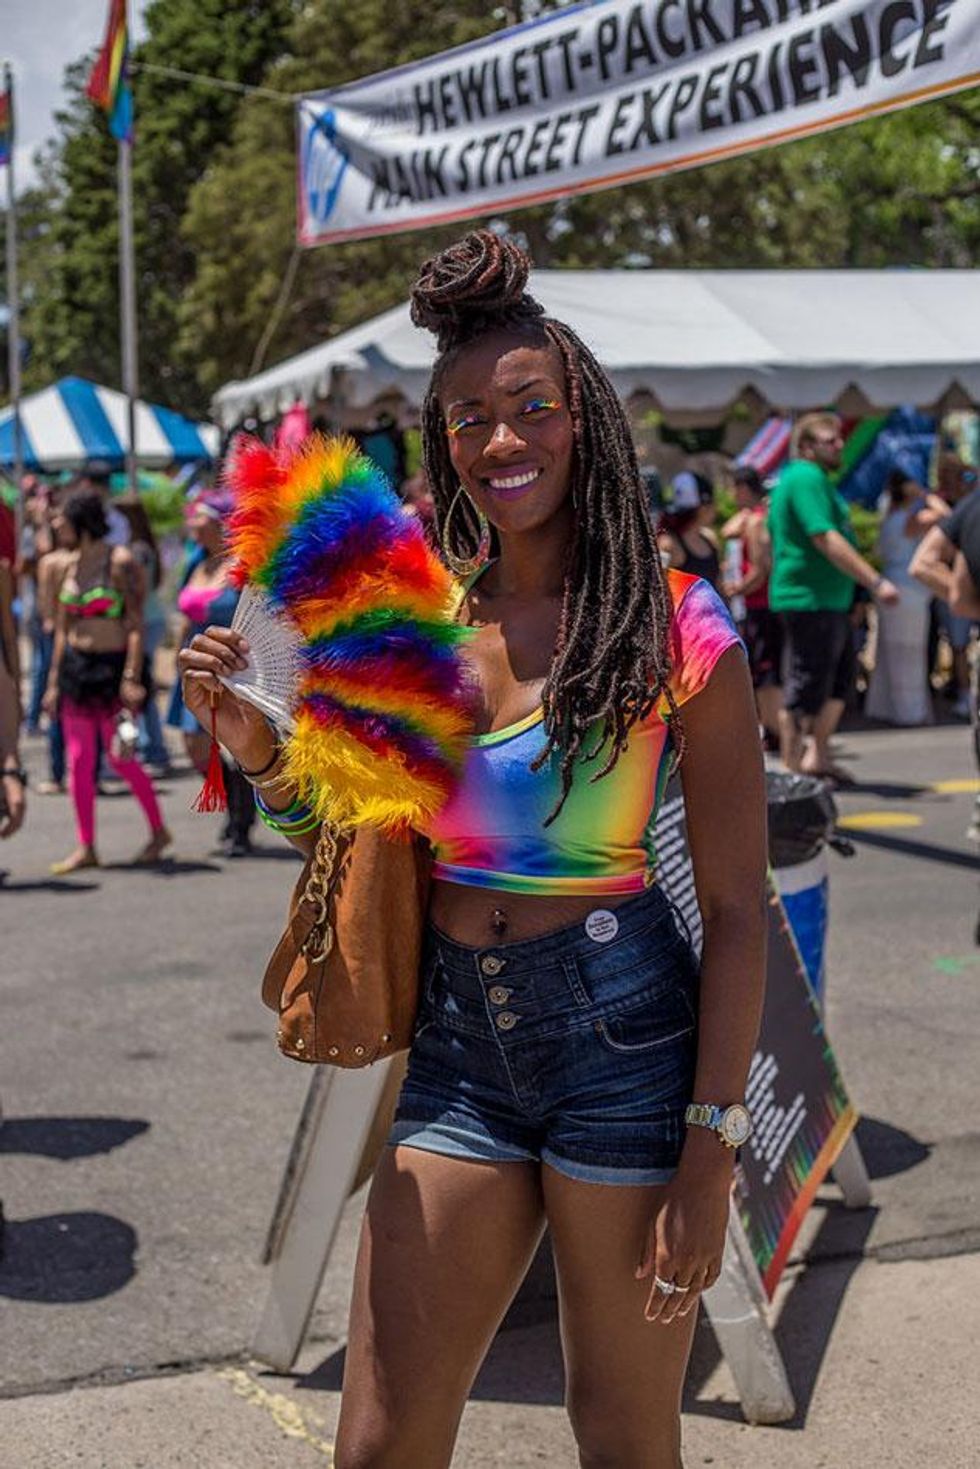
180, 232, 767, 1468
43, 491, 170, 873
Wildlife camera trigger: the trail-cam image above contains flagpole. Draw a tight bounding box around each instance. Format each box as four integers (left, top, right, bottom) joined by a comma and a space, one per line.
118, 129, 138, 497
113, 0, 138, 499
3, 63, 24, 535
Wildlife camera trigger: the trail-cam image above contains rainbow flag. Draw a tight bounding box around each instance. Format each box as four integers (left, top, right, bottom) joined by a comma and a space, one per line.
0, 86, 11, 167
86, 0, 133, 143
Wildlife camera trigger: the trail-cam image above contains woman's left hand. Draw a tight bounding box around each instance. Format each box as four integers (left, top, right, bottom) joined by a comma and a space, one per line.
120, 677, 146, 711
636, 1169, 732, 1324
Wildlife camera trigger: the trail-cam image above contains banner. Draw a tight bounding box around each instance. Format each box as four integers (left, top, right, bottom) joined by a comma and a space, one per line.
297, 0, 980, 246
652, 784, 856, 1297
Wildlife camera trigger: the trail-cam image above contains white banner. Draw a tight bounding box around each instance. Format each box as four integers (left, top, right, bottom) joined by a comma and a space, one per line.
297, 0, 980, 247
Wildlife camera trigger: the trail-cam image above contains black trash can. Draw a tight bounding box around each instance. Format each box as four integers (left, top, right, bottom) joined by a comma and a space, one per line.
767, 771, 847, 1003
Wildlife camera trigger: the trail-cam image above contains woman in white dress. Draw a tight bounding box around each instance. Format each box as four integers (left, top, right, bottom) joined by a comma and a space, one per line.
866, 470, 945, 726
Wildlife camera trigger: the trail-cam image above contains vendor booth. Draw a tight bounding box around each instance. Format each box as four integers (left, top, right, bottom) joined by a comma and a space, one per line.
0, 376, 219, 472
212, 268, 980, 428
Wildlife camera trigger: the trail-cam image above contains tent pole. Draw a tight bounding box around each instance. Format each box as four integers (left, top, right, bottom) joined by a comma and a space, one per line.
117, 128, 139, 496
4, 64, 24, 536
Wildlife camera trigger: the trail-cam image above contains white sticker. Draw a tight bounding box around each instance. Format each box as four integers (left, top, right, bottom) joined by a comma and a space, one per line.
585, 909, 619, 944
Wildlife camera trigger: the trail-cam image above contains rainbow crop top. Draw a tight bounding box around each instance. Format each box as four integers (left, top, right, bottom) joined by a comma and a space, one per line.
427, 572, 742, 896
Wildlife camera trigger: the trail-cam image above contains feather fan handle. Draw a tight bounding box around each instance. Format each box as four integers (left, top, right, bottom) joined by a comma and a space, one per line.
224, 432, 474, 833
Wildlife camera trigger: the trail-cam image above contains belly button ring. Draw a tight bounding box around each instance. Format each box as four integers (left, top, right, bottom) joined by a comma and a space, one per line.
491, 908, 508, 936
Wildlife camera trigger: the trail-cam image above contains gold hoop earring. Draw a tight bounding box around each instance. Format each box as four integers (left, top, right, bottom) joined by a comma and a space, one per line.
441, 485, 491, 578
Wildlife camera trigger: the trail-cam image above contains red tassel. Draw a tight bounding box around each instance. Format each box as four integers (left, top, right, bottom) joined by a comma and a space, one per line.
192, 695, 228, 813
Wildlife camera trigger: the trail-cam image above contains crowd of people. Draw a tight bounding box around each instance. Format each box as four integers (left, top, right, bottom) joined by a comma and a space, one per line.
657, 418, 978, 784
1, 409, 977, 869
0, 470, 253, 870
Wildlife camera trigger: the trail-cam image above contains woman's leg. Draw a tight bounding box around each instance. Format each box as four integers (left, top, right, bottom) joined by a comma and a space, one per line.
139, 621, 170, 766
96, 706, 169, 848
57, 698, 100, 863
544, 1168, 698, 1469
335, 1147, 544, 1469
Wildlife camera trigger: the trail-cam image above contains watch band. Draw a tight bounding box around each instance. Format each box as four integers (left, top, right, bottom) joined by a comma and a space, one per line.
685, 1102, 722, 1129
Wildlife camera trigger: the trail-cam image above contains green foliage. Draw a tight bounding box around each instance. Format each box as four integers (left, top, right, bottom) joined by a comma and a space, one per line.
8, 0, 295, 412
848, 504, 882, 565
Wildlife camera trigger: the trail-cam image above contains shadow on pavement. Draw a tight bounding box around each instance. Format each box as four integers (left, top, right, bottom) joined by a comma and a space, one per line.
684, 1202, 879, 1429
0, 1211, 138, 1302
842, 828, 977, 872
99, 857, 222, 876
842, 779, 937, 800
0, 876, 101, 893
0, 1116, 150, 1160
853, 1115, 931, 1179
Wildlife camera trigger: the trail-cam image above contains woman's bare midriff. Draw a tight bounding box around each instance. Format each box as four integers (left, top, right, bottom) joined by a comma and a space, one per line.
67, 622, 129, 655
428, 877, 639, 947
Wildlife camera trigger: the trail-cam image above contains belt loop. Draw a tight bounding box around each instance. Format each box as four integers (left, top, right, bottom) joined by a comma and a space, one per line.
562, 955, 591, 1009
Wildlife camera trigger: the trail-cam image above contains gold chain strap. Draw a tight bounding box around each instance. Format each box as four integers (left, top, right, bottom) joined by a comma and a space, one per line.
300, 822, 341, 964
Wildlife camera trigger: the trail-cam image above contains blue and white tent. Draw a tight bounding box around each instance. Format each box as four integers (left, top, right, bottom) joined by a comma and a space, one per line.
0, 377, 220, 471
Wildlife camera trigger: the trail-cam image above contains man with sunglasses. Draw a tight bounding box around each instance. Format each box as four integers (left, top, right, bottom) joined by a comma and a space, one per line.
768, 412, 899, 780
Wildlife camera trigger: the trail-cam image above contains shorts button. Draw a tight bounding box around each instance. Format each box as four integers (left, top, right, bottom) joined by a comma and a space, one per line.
480, 954, 506, 977
495, 1011, 518, 1031
488, 985, 512, 1005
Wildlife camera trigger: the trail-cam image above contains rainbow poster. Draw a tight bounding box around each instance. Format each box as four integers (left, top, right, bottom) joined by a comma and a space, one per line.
735, 890, 857, 1295
651, 784, 857, 1298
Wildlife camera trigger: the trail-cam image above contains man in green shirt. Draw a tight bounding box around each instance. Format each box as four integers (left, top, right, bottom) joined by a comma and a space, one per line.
769, 413, 899, 777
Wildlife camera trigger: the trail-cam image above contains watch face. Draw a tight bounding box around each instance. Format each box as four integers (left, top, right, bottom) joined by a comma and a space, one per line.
721, 1104, 752, 1147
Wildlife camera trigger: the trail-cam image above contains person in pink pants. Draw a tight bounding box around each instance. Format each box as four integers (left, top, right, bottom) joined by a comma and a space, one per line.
43, 490, 171, 873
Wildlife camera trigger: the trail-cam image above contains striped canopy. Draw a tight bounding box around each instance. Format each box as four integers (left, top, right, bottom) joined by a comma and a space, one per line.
0, 377, 219, 471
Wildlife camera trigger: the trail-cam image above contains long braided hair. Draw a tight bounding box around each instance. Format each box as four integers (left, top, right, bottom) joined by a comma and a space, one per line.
410, 230, 682, 821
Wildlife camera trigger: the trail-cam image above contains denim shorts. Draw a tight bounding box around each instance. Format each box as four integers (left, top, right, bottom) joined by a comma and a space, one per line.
389, 885, 699, 1186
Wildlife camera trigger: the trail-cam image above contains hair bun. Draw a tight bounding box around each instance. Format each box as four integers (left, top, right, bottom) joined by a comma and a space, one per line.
410, 230, 543, 350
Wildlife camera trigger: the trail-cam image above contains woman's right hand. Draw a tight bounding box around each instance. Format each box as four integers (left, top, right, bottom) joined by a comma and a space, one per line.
42, 685, 59, 719
177, 627, 276, 769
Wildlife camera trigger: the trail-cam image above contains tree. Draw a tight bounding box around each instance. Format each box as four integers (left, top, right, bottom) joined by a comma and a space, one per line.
14, 0, 296, 411
177, 0, 511, 402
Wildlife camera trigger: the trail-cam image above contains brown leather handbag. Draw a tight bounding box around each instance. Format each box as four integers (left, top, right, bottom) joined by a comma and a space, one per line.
261, 823, 432, 1066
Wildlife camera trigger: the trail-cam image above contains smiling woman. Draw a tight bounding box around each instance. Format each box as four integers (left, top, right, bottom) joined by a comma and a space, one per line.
180, 228, 768, 1469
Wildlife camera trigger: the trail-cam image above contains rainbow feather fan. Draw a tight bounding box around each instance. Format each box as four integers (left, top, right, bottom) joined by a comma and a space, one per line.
223, 433, 474, 833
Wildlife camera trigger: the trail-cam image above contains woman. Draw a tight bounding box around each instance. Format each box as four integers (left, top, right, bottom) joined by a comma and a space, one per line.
33, 493, 75, 794
0, 553, 26, 839
657, 470, 722, 588
167, 491, 254, 857
180, 232, 767, 1468
865, 469, 939, 726
117, 498, 172, 775
721, 465, 783, 746
43, 491, 170, 873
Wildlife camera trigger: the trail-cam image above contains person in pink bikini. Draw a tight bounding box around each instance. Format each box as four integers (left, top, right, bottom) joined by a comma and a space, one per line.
43, 491, 170, 873
167, 492, 254, 857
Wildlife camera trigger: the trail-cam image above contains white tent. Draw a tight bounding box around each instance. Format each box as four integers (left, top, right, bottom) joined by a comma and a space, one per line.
213, 269, 980, 428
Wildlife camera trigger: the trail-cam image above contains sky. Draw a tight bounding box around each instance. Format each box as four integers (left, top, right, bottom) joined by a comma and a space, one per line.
4, 0, 151, 189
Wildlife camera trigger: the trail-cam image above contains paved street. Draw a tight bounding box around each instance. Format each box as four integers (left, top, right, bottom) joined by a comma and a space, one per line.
1, 720, 978, 1467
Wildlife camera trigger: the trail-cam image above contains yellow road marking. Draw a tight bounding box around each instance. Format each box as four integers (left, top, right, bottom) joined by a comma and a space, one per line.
836, 812, 924, 831
216, 1366, 334, 1459
932, 779, 980, 794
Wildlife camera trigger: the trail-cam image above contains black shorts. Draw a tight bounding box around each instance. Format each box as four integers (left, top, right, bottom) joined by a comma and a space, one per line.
781, 610, 855, 717
742, 607, 784, 690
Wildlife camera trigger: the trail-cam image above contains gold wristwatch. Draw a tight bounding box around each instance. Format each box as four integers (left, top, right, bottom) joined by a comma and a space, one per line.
684, 1102, 752, 1148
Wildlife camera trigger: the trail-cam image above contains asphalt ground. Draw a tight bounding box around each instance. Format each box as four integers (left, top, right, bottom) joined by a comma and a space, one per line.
0, 717, 977, 1466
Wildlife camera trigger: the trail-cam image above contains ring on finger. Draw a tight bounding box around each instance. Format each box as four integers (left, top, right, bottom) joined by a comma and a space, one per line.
654, 1276, 689, 1296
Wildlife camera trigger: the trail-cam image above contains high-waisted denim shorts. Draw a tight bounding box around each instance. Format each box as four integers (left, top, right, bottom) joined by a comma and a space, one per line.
389, 884, 699, 1186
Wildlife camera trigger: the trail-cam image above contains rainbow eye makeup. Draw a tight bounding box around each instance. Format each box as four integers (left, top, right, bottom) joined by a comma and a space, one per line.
522, 397, 560, 415
446, 412, 485, 437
